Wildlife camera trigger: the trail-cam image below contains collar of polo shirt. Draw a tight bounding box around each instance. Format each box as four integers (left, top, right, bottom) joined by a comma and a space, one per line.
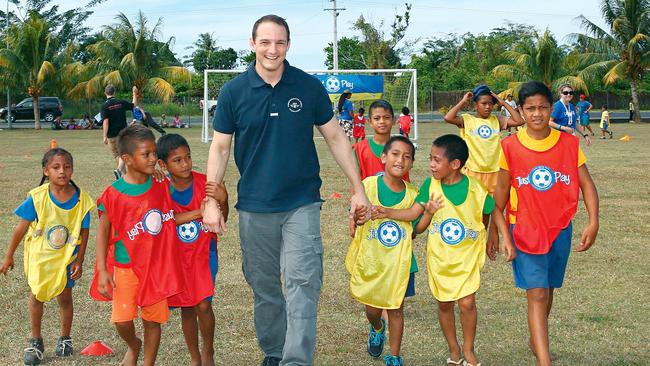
248, 60, 298, 88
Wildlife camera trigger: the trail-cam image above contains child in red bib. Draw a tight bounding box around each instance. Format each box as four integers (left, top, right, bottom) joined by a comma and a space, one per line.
354, 100, 409, 182
398, 106, 412, 139
157, 134, 229, 366
91, 126, 202, 366
493, 81, 599, 366
353, 107, 367, 143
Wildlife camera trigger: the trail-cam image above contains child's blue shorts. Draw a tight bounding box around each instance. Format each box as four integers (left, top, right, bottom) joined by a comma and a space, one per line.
405, 272, 416, 298
511, 223, 572, 290
65, 246, 81, 288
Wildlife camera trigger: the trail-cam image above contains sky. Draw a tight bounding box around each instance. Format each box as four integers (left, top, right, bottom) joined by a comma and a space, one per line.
46, 0, 608, 70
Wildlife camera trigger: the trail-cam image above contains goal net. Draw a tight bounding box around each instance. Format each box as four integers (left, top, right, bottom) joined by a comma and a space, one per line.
202, 68, 418, 143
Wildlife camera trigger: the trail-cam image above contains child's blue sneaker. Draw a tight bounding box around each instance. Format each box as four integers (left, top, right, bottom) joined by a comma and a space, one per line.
367, 318, 386, 358
384, 354, 404, 366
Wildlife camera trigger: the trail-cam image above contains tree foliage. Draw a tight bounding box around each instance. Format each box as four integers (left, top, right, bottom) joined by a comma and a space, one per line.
184, 33, 238, 73
572, 0, 650, 121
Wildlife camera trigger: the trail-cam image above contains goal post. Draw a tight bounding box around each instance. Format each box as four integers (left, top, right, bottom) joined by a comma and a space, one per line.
202, 68, 418, 143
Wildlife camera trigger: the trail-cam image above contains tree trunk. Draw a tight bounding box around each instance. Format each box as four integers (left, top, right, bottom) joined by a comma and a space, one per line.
33, 96, 41, 130
630, 79, 642, 123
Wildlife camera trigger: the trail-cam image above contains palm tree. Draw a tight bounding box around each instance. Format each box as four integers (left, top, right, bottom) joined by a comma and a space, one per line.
68, 11, 190, 102
491, 30, 588, 97
0, 13, 56, 129
573, 0, 650, 122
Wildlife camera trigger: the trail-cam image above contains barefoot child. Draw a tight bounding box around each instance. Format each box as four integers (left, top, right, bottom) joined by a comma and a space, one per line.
353, 107, 367, 143
354, 100, 408, 181
346, 136, 418, 366
157, 134, 229, 366
91, 125, 200, 366
1, 148, 94, 365
494, 81, 599, 366
373, 135, 515, 366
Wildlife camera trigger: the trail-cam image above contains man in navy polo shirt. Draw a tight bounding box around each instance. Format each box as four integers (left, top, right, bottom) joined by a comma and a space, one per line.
203, 14, 370, 366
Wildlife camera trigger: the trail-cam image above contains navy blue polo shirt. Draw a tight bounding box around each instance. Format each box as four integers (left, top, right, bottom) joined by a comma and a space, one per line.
213, 61, 334, 213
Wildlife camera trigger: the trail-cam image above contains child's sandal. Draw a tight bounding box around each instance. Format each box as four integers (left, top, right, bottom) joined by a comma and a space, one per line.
461, 361, 481, 366
446, 358, 464, 365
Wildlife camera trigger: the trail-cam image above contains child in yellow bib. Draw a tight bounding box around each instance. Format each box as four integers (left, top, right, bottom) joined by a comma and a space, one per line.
443, 84, 524, 194
347, 136, 417, 366
374, 135, 514, 366
1, 148, 94, 365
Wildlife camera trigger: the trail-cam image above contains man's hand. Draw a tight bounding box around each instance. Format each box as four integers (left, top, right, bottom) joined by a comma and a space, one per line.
132, 85, 138, 94
203, 198, 226, 234
103, 136, 108, 145
350, 191, 371, 223
348, 215, 357, 238
0, 257, 14, 275
97, 269, 115, 299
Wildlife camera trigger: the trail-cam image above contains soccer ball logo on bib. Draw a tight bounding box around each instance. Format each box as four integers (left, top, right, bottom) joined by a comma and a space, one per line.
325, 76, 341, 93
142, 209, 163, 236
47, 225, 69, 249
477, 125, 493, 139
377, 221, 402, 248
177, 221, 200, 243
440, 218, 465, 245
529, 166, 555, 191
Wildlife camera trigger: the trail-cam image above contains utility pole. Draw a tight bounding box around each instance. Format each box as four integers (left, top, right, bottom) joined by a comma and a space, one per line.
5, 0, 10, 129
324, 0, 345, 70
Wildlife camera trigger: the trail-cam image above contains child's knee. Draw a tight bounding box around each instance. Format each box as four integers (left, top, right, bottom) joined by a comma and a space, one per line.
458, 295, 476, 313
387, 308, 404, 319
195, 300, 213, 314
438, 301, 455, 312
527, 288, 550, 303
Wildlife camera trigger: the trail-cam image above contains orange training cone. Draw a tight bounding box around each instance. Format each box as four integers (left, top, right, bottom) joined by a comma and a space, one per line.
329, 192, 343, 199
619, 135, 630, 142
50, 139, 57, 149
80, 341, 114, 356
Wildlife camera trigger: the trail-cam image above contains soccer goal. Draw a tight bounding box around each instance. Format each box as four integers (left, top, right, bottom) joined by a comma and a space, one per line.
202, 68, 418, 143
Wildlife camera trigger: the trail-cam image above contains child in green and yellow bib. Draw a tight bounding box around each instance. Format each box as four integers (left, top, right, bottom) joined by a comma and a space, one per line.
0, 148, 94, 365
443, 85, 524, 194
346, 136, 417, 366
372, 135, 514, 366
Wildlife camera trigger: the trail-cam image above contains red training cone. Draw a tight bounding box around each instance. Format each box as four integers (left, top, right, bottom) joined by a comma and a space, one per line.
80, 341, 114, 356
329, 192, 343, 199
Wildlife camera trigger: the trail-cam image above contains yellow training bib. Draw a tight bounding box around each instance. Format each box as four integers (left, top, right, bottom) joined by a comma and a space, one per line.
346, 176, 417, 309
426, 177, 487, 302
23, 184, 94, 302
460, 114, 501, 173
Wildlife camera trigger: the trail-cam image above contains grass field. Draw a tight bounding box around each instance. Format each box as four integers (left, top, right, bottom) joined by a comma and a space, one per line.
0, 122, 648, 366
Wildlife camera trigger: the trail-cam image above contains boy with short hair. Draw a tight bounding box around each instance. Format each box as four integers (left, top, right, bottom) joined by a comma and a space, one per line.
493, 81, 599, 366
372, 134, 514, 366
91, 125, 200, 366
156, 133, 229, 366
352, 107, 367, 143
347, 136, 418, 366
354, 100, 409, 181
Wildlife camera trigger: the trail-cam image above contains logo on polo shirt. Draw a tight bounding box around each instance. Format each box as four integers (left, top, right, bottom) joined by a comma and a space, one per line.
288, 98, 303, 112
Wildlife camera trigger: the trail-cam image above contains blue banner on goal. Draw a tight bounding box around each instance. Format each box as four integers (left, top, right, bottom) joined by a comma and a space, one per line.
312, 74, 384, 102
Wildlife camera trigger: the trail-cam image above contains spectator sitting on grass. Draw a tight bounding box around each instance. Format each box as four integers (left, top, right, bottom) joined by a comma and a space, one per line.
160, 113, 168, 127
172, 114, 188, 128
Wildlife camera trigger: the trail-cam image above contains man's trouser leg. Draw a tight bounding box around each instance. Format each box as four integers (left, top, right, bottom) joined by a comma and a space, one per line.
239, 210, 286, 359
239, 203, 323, 366
280, 203, 323, 366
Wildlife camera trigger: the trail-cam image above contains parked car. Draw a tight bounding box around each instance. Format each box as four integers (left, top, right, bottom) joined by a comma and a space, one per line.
0, 97, 63, 123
